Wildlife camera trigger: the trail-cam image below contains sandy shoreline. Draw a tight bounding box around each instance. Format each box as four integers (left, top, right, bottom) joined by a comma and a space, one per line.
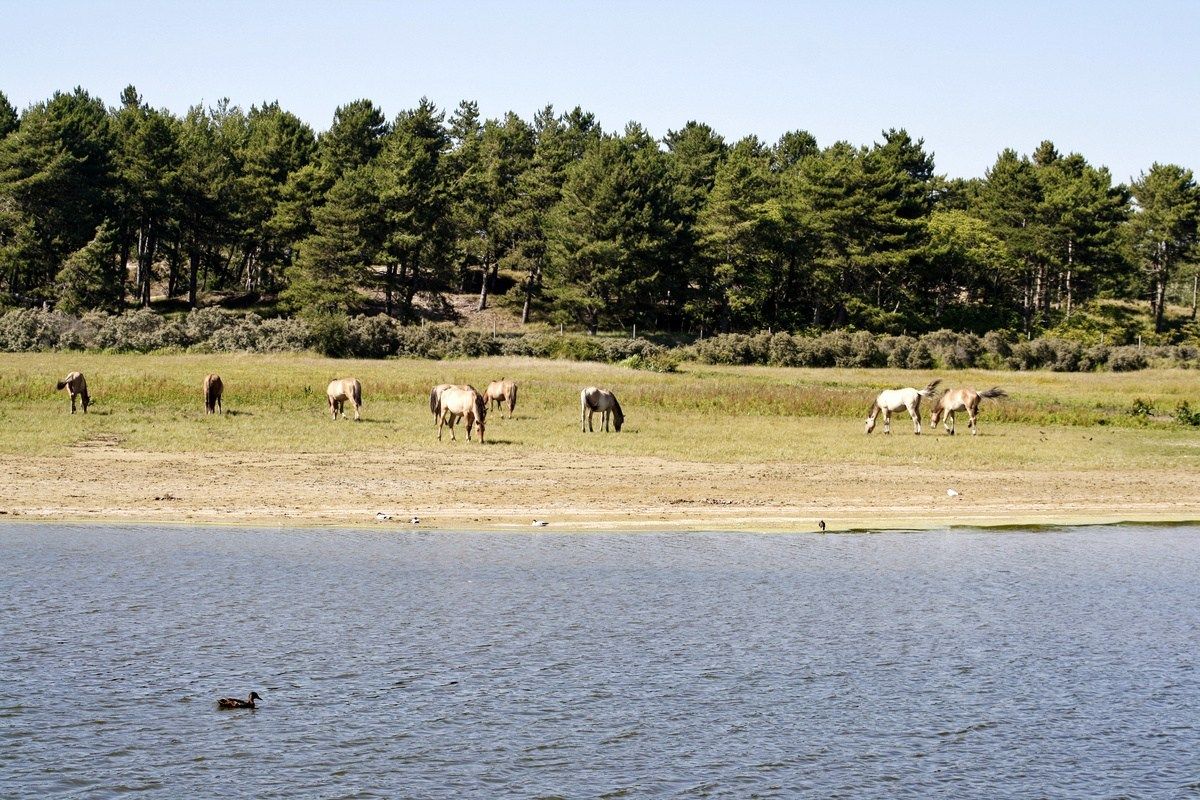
6, 446, 1198, 533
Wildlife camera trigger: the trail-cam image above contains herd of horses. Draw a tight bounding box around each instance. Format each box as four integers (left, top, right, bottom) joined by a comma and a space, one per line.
54, 370, 1005, 438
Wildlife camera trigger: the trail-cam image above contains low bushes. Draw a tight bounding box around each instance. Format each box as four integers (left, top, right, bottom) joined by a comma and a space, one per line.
0, 308, 1197, 372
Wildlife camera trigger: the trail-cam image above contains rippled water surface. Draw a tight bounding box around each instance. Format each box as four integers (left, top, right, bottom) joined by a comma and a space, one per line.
2, 524, 1199, 798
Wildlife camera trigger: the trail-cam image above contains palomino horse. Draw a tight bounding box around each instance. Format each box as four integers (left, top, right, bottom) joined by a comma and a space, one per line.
865, 379, 940, 435
429, 383, 452, 425
56, 371, 90, 414
484, 379, 518, 418
327, 378, 363, 421
930, 387, 1007, 435
580, 387, 624, 432
203, 373, 224, 415
437, 385, 486, 443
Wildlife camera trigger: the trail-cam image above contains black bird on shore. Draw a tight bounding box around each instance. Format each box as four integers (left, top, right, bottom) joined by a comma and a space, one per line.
818, 520, 826, 532
218, 691, 262, 710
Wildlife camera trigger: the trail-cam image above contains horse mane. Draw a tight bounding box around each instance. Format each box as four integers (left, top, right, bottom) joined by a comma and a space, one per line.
611, 396, 624, 420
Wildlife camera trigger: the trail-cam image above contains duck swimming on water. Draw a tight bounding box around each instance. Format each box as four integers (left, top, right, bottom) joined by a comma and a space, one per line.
217, 691, 262, 709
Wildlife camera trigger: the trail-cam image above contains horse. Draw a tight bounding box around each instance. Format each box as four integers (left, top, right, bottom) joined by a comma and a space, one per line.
580, 387, 624, 432
429, 383, 452, 425
865, 379, 940, 435
327, 378, 363, 421
484, 379, 518, 418
930, 387, 1007, 436
56, 371, 89, 414
437, 385, 486, 443
203, 373, 224, 415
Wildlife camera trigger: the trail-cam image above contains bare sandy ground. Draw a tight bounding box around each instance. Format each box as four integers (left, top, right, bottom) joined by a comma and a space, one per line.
4, 444, 1198, 532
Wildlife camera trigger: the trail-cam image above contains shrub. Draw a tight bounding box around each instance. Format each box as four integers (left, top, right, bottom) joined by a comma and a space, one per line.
880, 335, 917, 369
1078, 344, 1110, 372
305, 313, 350, 358
1176, 401, 1200, 426
1129, 398, 1154, 418
0, 308, 66, 351
906, 341, 934, 370
346, 314, 402, 358
1107, 346, 1148, 372
92, 309, 185, 352
920, 329, 983, 369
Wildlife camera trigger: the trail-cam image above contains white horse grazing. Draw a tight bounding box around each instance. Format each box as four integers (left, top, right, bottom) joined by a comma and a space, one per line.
327, 378, 363, 421
437, 385, 486, 443
865, 379, 940, 435
580, 387, 624, 432
930, 387, 1007, 436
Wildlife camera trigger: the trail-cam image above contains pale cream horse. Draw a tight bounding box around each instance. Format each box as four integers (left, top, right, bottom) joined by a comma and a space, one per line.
580, 387, 624, 432
56, 371, 90, 414
327, 378, 363, 421
437, 385, 487, 443
865, 379, 940, 435
429, 383, 452, 425
203, 373, 224, 415
484, 379, 518, 418
930, 387, 1007, 435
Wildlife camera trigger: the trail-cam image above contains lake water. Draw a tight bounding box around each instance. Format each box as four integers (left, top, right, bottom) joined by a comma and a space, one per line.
1, 524, 1198, 798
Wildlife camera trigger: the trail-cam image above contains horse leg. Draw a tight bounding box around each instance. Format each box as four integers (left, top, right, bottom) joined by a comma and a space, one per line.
969, 404, 978, 435
947, 410, 956, 435
70, 392, 76, 414
883, 409, 891, 435
910, 405, 921, 435
353, 399, 360, 421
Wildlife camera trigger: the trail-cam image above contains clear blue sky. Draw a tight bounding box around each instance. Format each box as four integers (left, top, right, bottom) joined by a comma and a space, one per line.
3, 0, 1197, 183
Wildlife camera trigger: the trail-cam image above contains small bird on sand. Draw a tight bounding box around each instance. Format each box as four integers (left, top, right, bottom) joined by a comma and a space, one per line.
947, 488, 960, 498
532, 520, 548, 527
375, 512, 392, 521
410, 516, 421, 524
818, 520, 826, 532
217, 691, 262, 710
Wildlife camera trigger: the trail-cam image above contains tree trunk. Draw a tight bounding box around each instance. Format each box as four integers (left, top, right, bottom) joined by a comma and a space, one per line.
384, 263, 396, 317
188, 244, 200, 308
1191, 273, 1198, 320
1154, 240, 1169, 333
477, 261, 490, 311
521, 265, 537, 324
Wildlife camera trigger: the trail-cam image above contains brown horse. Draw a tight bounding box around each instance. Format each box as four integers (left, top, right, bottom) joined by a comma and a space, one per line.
930, 387, 1007, 435
429, 383, 452, 425
437, 385, 486, 443
484, 379, 518, 418
203, 374, 224, 415
327, 378, 363, 421
56, 371, 90, 414
580, 387, 624, 432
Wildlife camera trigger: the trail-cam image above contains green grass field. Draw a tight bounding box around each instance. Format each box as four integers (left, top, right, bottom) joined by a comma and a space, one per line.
1, 352, 1197, 474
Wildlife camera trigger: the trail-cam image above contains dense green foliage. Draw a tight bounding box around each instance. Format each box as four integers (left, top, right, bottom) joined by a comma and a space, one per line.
1, 86, 1198, 340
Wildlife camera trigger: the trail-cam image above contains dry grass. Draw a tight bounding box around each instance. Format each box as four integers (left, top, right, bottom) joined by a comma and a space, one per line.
1, 352, 1195, 470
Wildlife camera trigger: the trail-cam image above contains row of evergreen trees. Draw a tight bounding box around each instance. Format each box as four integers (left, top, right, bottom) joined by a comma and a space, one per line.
1, 86, 1197, 336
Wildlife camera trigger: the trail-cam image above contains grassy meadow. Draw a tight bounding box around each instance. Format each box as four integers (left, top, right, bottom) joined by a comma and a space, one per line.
1, 351, 1197, 474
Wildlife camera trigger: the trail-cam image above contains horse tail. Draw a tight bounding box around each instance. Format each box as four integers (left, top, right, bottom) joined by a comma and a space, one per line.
508, 382, 517, 413
352, 380, 362, 409
430, 386, 441, 416
920, 379, 942, 398
979, 387, 1007, 400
